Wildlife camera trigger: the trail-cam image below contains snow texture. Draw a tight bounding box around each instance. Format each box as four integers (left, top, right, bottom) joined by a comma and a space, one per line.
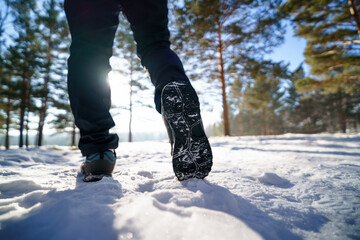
0, 133, 359, 240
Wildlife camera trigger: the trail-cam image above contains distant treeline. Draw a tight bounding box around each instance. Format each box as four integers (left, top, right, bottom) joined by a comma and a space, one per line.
0, 132, 167, 147
1, 0, 359, 150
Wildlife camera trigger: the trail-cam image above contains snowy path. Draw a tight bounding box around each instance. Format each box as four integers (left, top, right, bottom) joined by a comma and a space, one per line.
0, 134, 359, 240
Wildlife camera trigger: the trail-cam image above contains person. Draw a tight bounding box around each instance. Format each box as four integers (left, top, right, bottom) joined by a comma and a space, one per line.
64, 0, 213, 182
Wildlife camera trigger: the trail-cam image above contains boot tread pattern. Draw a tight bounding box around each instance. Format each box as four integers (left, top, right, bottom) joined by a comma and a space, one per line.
161, 82, 213, 181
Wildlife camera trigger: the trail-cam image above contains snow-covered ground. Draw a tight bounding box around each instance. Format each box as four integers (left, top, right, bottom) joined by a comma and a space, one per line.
0, 133, 359, 240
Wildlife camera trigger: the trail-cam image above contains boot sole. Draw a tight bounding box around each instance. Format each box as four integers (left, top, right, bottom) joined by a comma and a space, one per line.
161, 82, 213, 181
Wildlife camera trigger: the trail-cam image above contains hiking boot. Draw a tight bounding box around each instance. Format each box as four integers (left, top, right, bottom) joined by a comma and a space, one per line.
161, 81, 213, 181
81, 149, 116, 182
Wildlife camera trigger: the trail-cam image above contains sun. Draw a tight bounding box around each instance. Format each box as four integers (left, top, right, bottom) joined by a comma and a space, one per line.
107, 70, 166, 137
108, 70, 130, 106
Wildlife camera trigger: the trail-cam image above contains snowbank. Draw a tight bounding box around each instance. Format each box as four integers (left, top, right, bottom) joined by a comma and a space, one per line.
0, 134, 359, 239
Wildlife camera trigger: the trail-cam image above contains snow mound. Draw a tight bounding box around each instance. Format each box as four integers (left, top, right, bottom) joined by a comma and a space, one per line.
258, 172, 290, 186
0, 180, 44, 198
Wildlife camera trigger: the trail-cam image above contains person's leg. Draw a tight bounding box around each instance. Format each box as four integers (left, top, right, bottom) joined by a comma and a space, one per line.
64, 0, 120, 156
119, 0, 190, 113
120, 0, 213, 180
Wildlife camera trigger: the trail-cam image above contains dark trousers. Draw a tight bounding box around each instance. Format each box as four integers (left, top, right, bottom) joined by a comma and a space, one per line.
64, 0, 190, 156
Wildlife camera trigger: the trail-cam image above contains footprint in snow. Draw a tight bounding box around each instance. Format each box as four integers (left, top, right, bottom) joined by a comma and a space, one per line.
137, 171, 154, 179
152, 191, 173, 204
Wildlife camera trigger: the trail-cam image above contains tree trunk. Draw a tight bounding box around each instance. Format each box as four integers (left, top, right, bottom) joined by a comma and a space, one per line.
328, 108, 335, 133
348, 0, 360, 39
19, 71, 31, 148
37, 116, 44, 146
128, 86, 133, 142
218, 29, 231, 136
19, 95, 25, 148
265, 109, 270, 135
128, 55, 134, 142
19, 76, 27, 148
261, 112, 265, 135
338, 93, 347, 133
25, 109, 30, 148
340, 115, 347, 133
37, 74, 50, 146
71, 121, 76, 146
5, 97, 11, 150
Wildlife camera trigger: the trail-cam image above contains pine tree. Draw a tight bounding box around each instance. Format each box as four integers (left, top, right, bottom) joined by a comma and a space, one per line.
173, 0, 285, 136
0, 0, 12, 148
35, 0, 69, 146
280, 65, 326, 133
282, 64, 304, 132
225, 60, 287, 136
0, 63, 7, 146
0, 54, 19, 149
242, 60, 287, 135
280, 0, 360, 133
9, 0, 41, 147
280, 0, 360, 94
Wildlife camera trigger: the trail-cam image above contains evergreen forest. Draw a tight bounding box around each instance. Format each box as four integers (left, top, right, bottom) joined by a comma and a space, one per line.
0, 0, 359, 148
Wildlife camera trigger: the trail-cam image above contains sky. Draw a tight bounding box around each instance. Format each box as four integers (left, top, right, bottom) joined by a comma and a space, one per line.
267, 25, 308, 72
